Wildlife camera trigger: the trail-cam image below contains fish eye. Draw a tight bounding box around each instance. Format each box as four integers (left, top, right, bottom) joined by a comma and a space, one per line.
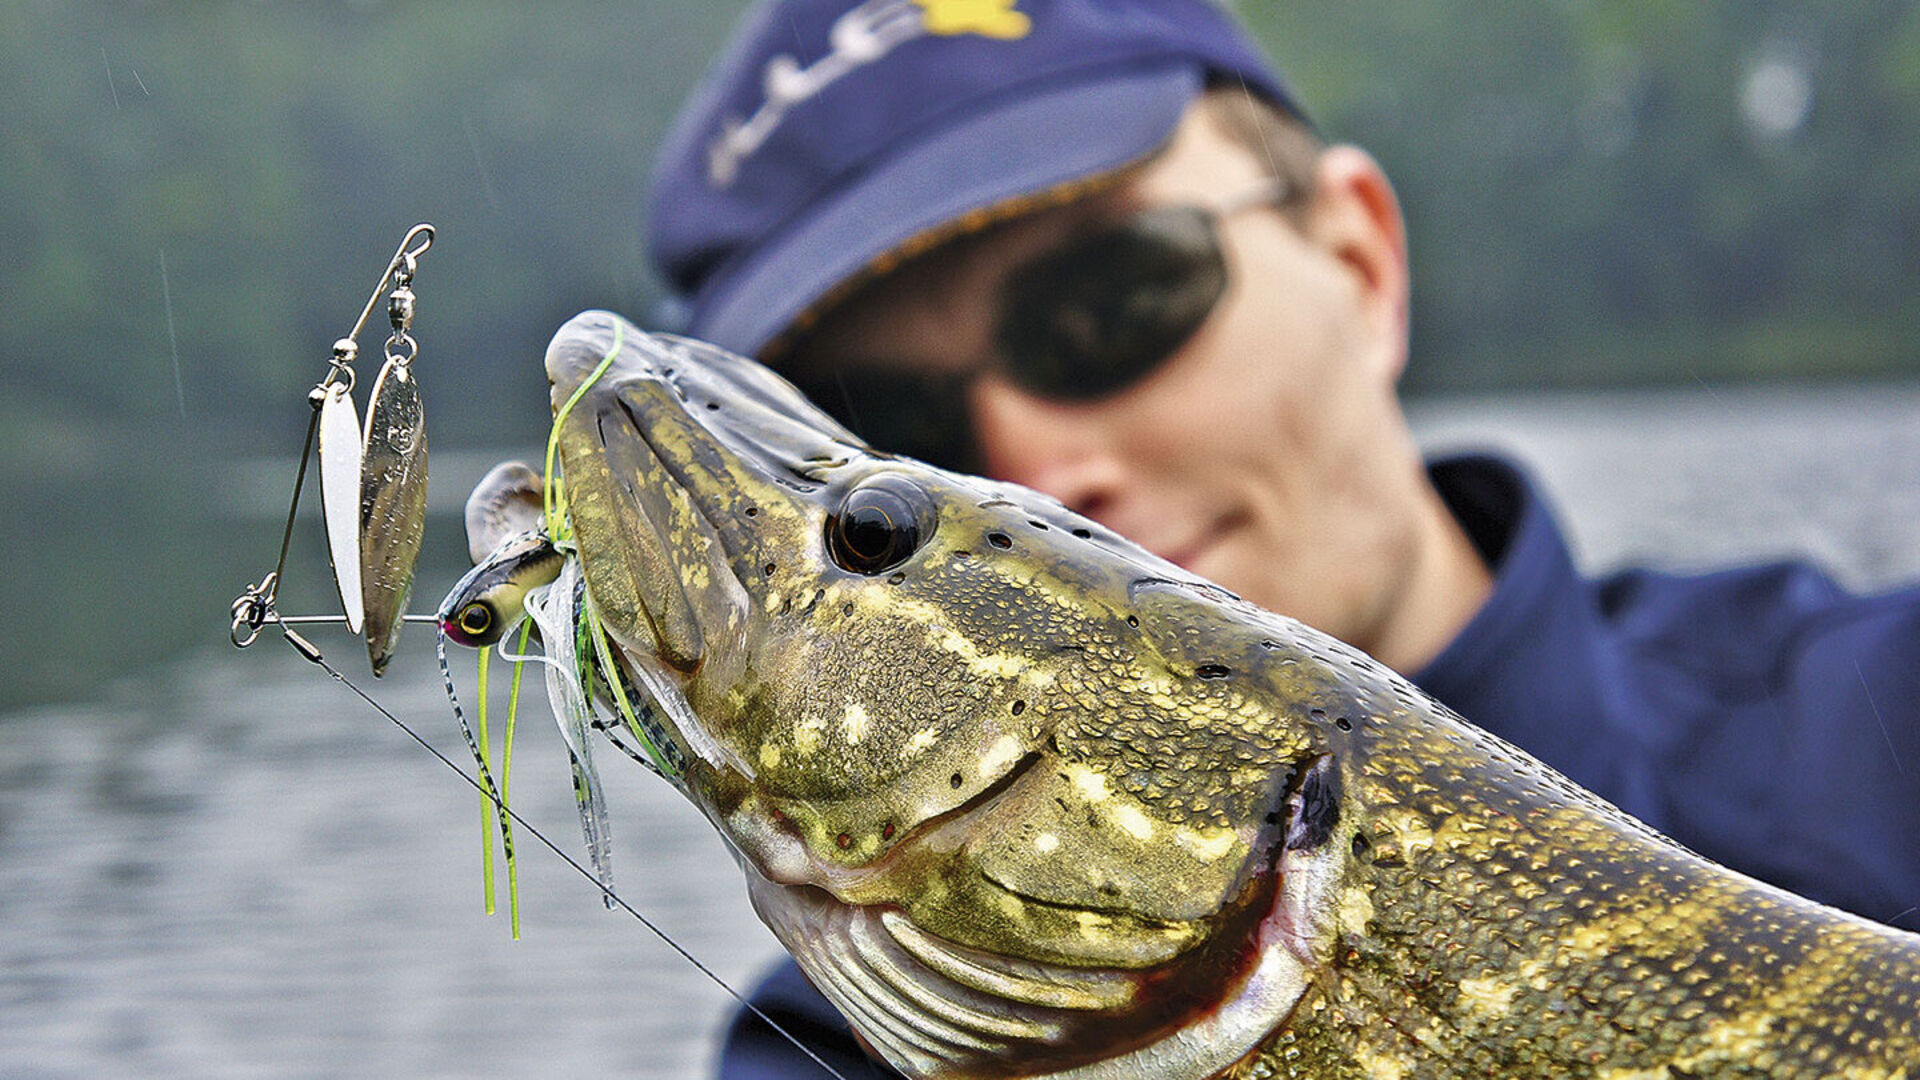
827, 475, 934, 575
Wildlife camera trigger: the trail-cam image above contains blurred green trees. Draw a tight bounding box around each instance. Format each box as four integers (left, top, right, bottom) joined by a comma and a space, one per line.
1248, 2, 1920, 388
1, 1, 1916, 706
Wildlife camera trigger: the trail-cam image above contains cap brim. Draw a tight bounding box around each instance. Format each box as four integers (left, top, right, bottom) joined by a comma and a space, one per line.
687, 62, 1204, 358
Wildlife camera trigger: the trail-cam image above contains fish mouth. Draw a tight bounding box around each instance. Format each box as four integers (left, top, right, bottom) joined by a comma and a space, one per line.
542, 311, 861, 673
543, 310, 935, 828
545, 310, 861, 484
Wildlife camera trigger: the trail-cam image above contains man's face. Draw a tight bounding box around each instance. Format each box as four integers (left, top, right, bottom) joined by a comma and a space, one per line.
784, 102, 1428, 654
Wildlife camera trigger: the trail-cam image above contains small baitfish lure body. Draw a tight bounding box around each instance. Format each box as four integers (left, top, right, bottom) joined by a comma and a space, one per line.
439, 530, 564, 648
440, 462, 563, 648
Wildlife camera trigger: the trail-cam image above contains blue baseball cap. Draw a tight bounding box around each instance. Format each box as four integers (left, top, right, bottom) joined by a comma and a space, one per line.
646, 0, 1303, 358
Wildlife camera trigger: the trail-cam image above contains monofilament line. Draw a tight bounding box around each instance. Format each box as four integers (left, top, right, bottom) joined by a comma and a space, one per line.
288, 627, 852, 1080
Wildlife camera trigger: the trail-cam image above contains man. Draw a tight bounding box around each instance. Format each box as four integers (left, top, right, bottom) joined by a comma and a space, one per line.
645, 2, 1920, 1075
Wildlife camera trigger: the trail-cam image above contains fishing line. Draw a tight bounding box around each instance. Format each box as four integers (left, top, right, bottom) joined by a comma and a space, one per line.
280, 622, 852, 1080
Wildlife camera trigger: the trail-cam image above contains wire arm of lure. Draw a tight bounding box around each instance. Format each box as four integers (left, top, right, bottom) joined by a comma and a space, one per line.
277, 614, 441, 625
232, 603, 438, 671
228, 380, 327, 648
322, 223, 436, 390
231, 577, 439, 649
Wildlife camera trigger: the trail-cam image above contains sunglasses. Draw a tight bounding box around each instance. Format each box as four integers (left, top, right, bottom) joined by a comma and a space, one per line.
787, 179, 1292, 472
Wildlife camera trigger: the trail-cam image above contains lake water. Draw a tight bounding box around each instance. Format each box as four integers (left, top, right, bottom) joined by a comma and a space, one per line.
4, 385, 1917, 1079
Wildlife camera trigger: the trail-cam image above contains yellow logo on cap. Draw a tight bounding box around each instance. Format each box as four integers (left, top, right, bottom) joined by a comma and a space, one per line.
707, 0, 1033, 188
915, 0, 1030, 40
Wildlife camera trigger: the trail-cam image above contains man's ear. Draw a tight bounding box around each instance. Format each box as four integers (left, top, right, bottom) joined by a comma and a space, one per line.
1305, 145, 1410, 381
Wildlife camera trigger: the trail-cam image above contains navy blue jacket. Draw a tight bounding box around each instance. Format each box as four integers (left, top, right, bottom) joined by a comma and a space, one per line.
718, 454, 1920, 1078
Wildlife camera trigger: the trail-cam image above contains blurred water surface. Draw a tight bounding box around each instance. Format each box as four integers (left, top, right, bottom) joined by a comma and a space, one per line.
0, 651, 785, 1080
2, 385, 1917, 1079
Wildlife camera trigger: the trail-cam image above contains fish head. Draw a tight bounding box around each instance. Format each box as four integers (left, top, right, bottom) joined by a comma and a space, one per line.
546, 311, 1368, 1078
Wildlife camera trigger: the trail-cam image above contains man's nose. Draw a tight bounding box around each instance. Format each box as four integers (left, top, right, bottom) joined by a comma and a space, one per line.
967, 374, 1127, 519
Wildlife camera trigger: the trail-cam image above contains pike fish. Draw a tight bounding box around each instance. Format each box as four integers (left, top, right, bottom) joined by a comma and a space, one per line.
535, 310, 1919, 1079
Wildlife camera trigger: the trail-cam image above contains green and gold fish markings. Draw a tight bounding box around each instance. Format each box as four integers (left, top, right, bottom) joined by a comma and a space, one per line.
532, 310, 1918, 1079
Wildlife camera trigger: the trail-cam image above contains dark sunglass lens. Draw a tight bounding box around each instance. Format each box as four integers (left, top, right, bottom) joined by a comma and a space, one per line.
996, 206, 1229, 401
785, 368, 979, 472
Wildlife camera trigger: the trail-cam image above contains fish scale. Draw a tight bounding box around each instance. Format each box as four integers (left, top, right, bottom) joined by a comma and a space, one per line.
510, 310, 1919, 1079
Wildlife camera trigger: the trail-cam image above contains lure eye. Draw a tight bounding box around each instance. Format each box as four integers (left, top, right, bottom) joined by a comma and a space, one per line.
458, 603, 493, 638
827, 476, 934, 575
